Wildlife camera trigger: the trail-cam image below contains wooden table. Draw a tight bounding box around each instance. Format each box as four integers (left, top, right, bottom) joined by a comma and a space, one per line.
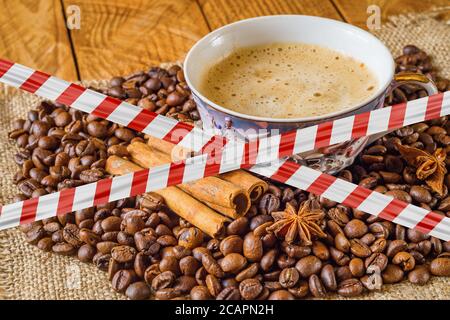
0, 0, 447, 81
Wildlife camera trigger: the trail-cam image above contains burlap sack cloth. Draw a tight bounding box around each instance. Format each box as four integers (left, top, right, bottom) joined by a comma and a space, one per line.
1, 10, 449, 300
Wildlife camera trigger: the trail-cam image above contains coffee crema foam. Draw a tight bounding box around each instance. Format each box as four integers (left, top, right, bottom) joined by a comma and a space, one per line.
200, 43, 379, 118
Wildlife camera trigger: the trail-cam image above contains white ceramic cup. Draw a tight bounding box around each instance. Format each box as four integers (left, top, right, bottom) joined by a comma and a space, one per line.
184, 15, 437, 173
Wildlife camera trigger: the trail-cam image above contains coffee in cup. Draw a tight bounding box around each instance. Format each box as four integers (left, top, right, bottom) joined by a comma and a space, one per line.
199, 43, 378, 119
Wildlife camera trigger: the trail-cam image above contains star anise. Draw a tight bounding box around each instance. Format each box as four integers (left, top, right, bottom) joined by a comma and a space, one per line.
397, 143, 447, 195
266, 199, 326, 245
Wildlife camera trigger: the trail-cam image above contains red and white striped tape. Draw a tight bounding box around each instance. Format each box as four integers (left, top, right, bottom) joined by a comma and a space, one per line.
0, 59, 449, 241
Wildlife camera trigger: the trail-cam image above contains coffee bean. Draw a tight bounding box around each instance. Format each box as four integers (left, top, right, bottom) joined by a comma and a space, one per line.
279, 267, 299, 288
77, 244, 96, 262
111, 245, 137, 263
178, 227, 203, 249
219, 253, 247, 274
173, 276, 197, 294
220, 235, 243, 256
111, 270, 135, 293
287, 280, 309, 298
205, 274, 222, 297
235, 263, 259, 282
226, 217, 248, 235
37, 237, 54, 252
268, 290, 295, 300
408, 266, 430, 285
365, 253, 388, 272
344, 219, 368, 238
26, 225, 45, 244
52, 242, 76, 256
320, 264, 337, 291
295, 255, 322, 278
216, 287, 241, 300
350, 239, 371, 258
337, 278, 363, 297
190, 286, 212, 300
125, 281, 150, 300
239, 278, 263, 300
151, 271, 176, 291
309, 274, 326, 298
430, 254, 450, 276
258, 193, 280, 215
382, 264, 404, 284
202, 254, 224, 278
243, 232, 263, 262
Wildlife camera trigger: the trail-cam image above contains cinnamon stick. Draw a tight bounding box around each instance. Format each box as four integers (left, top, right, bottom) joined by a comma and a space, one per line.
105, 156, 229, 238
129, 141, 251, 218
154, 186, 228, 239
146, 137, 268, 202
106, 155, 143, 175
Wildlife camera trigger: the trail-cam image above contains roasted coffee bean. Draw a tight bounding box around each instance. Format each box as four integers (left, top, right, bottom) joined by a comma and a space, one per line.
370, 238, 387, 253
173, 276, 197, 294
111, 245, 137, 263
235, 263, 259, 282
178, 227, 203, 249
159, 256, 180, 275
77, 244, 96, 262
279, 267, 299, 288
239, 278, 263, 300
320, 264, 337, 291
392, 251, 415, 271
348, 258, 365, 277
151, 271, 176, 291
190, 286, 212, 300
258, 193, 280, 215
287, 280, 309, 298
219, 253, 247, 274
268, 289, 295, 300
243, 232, 263, 262
112, 269, 135, 293
337, 278, 363, 297
430, 254, 450, 276
344, 219, 368, 238
382, 264, 404, 284
284, 244, 311, 259
205, 274, 222, 297
295, 255, 322, 278
335, 233, 350, 252
350, 239, 371, 258
37, 237, 54, 252
226, 217, 248, 235
62, 223, 82, 247
365, 253, 388, 272
202, 254, 224, 278
216, 287, 241, 300
52, 242, 76, 256
408, 266, 430, 285
126, 281, 150, 300
308, 274, 326, 298
260, 248, 277, 272
26, 225, 45, 244
219, 235, 243, 256
101, 216, 122, 232
312, 241, 329, 260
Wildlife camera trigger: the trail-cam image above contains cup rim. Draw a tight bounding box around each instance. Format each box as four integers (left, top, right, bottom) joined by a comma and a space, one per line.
184, 15, 395, 123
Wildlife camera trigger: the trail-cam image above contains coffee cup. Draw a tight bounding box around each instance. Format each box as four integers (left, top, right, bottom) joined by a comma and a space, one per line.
184, 15, 437, 173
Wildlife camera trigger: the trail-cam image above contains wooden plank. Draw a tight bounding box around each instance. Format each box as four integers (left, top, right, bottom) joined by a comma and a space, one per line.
0, 0, 78, 80
198, 0, 343, 30
332, 0, 450, 29
63, 0, 210, 80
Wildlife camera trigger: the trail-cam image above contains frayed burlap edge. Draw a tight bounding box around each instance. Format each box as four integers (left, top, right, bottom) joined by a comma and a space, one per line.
0, 11, 449, 299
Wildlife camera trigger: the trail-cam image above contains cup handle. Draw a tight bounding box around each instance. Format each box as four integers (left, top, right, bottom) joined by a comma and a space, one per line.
366, 72, 439, 144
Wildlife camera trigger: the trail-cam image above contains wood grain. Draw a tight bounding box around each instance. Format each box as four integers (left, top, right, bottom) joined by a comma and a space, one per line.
332, 0, 450, 29
0, 0, 77, 80
63, 0, 210, 80
198, 0, 343, 30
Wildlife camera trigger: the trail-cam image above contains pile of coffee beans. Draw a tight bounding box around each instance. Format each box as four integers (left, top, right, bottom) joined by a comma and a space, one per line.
104, 65, 199, 123
9, 46, 450, 300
